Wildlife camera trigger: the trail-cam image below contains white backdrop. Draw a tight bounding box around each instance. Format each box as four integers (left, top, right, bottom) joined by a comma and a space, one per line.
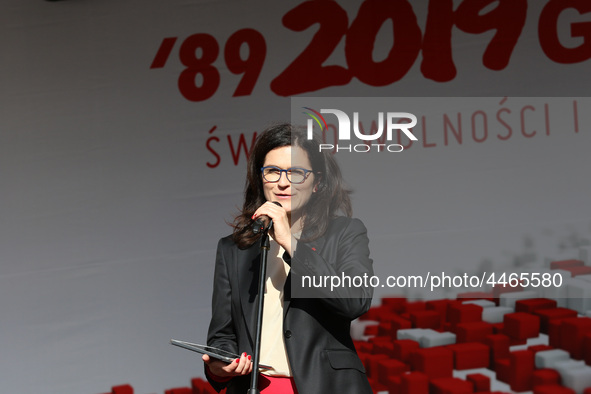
1, 1, 590, 393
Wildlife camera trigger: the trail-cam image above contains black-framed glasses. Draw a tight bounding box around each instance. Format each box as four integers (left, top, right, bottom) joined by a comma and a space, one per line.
261, 166, 314, 184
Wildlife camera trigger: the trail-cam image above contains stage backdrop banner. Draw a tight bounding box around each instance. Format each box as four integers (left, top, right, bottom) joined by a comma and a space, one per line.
0, 1, 589, 393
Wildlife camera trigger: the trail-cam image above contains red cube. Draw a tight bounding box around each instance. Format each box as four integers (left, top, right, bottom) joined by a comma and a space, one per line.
483, 334, 510, 368
515, 298, 557, 314
560, 317, 591, 359
376, 358, 409, 386
503, 312, 540, 340
363, 324, 379, 336
430, 377, 474, 394
584, 332, 591, 366
427, 299, 462, 324
406, 301, 427, 313
112, 385, 134, 394
409, 347, 454, 379
377, 321, 393, 336
368, 335, 392, 345
447, 342, 490, 369
191, 378, 210, 392
381, 296, 407, 313
368, 377, 387, 393
549, 259, 584, 270
448, 303, 482, 325
562, 265, 591, 277
508, 337, 528, 346
527, 344, 553, 354
392, 339, 420, 364
508, 350, 534, 392
362, 353, 388, 378
400, 372, 429, 394
466, 373, 490, 392
455, 321, 494, 343
166, 389, 191, 394
534, 307, 578, 333
410, 310, 442, 329
386, 376, 401, 394
548, 319, 564, 348
372, 341, 395, 357
494, 358, 511, 383
360, 306, 389, 321
385, 315, 413, 339
354, 340, 373, 354
531, 369, 561, 387
534, 385, 576, 394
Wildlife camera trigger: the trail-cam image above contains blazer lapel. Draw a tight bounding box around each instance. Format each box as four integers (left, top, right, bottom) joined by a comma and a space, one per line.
283, 271, 292, 320
237, 244, 262, 345
283, 234, 327, 319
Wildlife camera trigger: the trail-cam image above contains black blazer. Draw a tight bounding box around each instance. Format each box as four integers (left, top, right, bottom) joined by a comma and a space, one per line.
206, 217, 374, 394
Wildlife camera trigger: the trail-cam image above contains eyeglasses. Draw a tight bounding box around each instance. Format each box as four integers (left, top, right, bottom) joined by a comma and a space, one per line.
261, 166, 314, 184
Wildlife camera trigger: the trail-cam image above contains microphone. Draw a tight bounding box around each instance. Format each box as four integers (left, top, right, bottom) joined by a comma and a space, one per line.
252, 202, 282, 234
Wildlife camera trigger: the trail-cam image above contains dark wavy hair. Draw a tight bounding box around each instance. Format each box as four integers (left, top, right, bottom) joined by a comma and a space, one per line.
231, 123, 352, 249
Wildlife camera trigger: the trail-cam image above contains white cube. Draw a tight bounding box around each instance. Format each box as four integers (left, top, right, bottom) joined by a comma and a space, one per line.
566, 278, 591, 314
553, 359, 586, 377
535, 349, 570, 369
397, 328, 428, 342
463, 299, 495, 308
561, 365, 591, 393
482, 306, 513, 324
499, 290, 539, 309
419, 331, 456, 348
579, 245, 591, 264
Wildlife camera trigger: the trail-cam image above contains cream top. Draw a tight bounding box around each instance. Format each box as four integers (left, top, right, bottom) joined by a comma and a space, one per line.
259, 237, 292, 376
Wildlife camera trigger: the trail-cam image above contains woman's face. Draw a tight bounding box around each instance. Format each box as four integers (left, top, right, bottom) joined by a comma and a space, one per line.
262, 145, 316, 219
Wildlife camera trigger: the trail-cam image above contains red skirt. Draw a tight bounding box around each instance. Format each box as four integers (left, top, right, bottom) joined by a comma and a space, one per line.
259, 375, 298, 393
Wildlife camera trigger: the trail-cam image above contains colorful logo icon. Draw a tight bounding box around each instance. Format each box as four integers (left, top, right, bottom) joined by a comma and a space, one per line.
302, 107, 327, 131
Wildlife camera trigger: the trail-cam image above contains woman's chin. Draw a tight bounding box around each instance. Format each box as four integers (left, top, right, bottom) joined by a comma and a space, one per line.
273, 200, 291, 213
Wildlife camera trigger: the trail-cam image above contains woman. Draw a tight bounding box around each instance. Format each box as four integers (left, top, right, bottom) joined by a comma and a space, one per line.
203, 123, 374, 394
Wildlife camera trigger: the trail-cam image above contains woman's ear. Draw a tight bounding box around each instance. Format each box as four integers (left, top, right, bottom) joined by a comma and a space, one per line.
313, 176, 322, 193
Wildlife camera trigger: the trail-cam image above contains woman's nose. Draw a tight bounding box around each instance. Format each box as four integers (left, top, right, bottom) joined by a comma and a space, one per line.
277, 172, 291, 186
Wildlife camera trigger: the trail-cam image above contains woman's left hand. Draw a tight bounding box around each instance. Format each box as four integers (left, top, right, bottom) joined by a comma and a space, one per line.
253, 201, 294, 255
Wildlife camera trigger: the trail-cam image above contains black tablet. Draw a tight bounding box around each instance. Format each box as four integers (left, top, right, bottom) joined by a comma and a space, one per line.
170, 339, 272, 370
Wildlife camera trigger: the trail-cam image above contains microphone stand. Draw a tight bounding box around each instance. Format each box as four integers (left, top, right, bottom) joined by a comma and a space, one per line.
248, 222, 272, 394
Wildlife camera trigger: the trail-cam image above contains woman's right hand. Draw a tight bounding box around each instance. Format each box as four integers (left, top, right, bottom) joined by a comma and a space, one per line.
253, 201, 294, 255
202, 352, 253, 379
